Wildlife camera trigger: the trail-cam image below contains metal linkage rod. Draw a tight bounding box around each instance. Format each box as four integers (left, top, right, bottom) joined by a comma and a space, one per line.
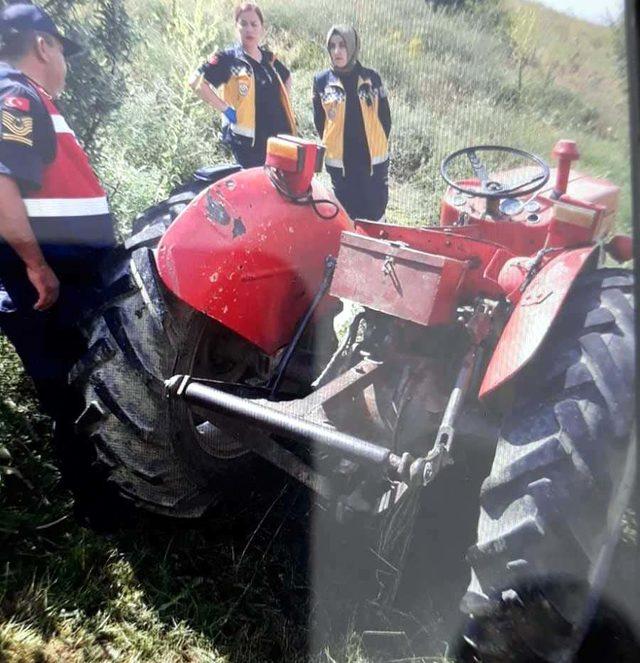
166, 375, 397, 472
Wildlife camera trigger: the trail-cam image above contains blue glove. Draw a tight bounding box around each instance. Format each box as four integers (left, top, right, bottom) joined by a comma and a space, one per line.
223, 106, 237, 124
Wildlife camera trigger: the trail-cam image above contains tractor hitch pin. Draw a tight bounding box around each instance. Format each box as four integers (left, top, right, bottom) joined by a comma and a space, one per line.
422, 308, 491, 485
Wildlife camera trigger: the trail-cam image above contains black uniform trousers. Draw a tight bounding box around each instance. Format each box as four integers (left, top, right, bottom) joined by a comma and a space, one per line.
0, 247, 105, 418
327, 160, 389, 221
228, 137, 268, 168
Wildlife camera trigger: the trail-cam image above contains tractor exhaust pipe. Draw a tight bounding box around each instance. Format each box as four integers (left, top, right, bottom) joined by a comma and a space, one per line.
551, 139, 580, 199
165, 374, 406, 475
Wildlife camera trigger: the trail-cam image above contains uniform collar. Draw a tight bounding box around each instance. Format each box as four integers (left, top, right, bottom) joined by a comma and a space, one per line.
233, 43, 275, 65
326, 69, 343, 88
0, 62, 26, 81
0, 62, 52, 98
22, 74, 51, 98
326, 63, 368, 89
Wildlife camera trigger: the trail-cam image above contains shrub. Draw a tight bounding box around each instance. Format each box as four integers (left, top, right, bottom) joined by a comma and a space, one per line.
21, 0, 134, 153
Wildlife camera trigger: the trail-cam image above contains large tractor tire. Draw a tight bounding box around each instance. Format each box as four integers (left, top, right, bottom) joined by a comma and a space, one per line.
461, 268, 636, 661
57, 169, 265, 526
131, 164, 241, 235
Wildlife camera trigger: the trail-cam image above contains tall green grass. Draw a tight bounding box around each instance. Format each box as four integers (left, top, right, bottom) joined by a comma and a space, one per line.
97, 0, 631, 234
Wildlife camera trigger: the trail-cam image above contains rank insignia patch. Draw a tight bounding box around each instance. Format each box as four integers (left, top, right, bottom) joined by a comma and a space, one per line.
1, 110, 33, 147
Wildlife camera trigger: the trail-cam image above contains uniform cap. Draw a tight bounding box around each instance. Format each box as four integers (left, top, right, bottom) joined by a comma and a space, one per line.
0, 3, 82, 57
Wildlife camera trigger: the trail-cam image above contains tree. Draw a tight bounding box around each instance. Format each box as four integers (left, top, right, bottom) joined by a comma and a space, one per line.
2, 0, 133, 154
610, 13, 627, 85
507, 5, 539, 94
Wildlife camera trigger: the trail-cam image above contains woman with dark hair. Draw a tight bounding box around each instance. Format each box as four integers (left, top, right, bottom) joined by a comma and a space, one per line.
190, 2, 296, 168
313, 25, 391, 220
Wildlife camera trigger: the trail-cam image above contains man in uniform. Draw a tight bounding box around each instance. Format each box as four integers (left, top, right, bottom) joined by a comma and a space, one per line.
0, 3, 116, 417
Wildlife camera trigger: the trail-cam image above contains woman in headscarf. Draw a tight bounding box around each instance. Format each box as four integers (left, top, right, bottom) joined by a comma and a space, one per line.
190, 2, 296, 168
312, 25, 391, 220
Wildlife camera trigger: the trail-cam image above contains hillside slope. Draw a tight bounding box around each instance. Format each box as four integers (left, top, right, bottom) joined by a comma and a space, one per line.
505, 0, 627, 137
98, 0, 631, 231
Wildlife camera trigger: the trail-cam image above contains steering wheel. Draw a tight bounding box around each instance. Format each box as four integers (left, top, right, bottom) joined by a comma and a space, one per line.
440, 145, 550, 199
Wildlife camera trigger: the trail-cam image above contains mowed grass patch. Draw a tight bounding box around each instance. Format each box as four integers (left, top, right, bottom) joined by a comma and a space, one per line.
0, 338, 311, 662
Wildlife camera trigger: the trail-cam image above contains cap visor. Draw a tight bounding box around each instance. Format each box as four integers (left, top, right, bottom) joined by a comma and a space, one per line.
60, 35, 83, 57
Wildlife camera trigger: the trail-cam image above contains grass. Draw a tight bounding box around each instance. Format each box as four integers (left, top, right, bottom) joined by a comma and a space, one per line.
505, 0, 628, 137
0, 0, 636, 660
0, 334, 370, 661
94, 0, 632, 235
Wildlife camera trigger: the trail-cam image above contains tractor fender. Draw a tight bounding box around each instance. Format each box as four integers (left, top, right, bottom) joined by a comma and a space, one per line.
155, 167, 353, 355
479, 245, 599, 402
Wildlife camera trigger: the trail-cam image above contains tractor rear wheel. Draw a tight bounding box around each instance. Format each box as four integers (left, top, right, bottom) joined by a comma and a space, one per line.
56, 176, 264, 526
462, 268, 635, 660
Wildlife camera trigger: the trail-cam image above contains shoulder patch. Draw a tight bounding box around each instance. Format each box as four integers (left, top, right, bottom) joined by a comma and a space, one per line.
1, 109, 33, 147
207, 49, 232, 66
3, 96, 30, 112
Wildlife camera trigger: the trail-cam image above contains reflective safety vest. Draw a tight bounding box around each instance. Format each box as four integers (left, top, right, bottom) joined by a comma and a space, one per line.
317, 67, 389, 174
27, 83, 114, 248
220, 46, 296, 143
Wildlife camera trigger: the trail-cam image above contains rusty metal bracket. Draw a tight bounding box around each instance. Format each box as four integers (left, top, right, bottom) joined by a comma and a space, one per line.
301, 358, 381, 419
242, 430, 335, 500
165, 328, 490, 506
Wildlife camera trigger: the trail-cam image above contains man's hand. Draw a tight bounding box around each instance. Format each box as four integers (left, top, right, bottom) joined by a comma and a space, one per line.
0, 175, 59, 310
26, 261, 59, 310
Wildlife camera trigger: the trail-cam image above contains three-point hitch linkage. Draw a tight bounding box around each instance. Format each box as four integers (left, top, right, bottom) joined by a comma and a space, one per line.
165, 303, 495, 515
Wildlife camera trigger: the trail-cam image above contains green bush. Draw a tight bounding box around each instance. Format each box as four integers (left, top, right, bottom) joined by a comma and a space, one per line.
96, 0, 231, 234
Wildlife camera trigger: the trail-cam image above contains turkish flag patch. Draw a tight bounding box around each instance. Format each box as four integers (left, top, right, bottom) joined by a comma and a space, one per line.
3, 96, 30, 112
208, 53, 219, 65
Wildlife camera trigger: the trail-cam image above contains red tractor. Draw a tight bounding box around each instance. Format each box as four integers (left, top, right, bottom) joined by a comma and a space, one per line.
60, 137, 635, 659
